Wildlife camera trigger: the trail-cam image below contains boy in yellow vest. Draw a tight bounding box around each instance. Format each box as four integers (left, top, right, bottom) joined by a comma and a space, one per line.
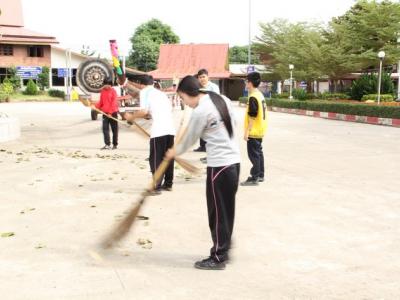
241, 72, 267, 186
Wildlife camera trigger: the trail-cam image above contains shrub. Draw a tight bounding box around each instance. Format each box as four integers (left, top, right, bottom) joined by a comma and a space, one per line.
23, 79, 38, 95
6, 67, 21, 90
361, 94, 394, 102
0, 79, 14, 102
37, 66, 50, 91
48, 89, 65, 98
270, 99, 400, 119
351, 73, 394, 100
292, 88, 307, 101
320, 92, 350, 100
273, 92, 290, 99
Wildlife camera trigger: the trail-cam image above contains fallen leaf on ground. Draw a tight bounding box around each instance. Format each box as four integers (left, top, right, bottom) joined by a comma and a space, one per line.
136, 215, 149, 220
137, 238, 152, 249
35, 244, 46, 249
20, 208, 35, 214
1, 232, 15, 238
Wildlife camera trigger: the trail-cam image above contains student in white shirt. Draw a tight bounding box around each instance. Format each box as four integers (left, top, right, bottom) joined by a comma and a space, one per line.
128, 75, 176, 194
194, 69, 221, 153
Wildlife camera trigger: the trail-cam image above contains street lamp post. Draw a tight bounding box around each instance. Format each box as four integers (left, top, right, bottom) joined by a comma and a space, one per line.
377, 51, 385, 105
289, 64, 294, 100
248, 0, 252, 65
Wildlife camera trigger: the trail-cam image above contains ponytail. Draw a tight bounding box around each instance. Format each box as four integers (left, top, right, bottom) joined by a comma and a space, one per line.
206, 91, 233, 138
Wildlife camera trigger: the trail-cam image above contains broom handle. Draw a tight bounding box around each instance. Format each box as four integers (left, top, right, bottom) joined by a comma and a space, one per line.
83, 99, 197, 173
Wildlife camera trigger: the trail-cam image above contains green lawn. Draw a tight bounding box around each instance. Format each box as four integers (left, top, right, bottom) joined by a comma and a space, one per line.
9, 93, 63, 102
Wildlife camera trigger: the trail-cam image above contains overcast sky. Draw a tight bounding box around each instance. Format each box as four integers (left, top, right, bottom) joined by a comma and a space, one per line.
22, 0, 356, 56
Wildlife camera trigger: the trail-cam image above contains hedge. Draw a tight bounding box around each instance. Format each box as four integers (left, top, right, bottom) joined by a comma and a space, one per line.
361, 94, 394, 102
48, 89, 65, 98
270, 99, 400, 119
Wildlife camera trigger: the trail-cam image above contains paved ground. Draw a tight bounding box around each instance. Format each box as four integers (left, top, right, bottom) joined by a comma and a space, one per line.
0, 101, 400, 300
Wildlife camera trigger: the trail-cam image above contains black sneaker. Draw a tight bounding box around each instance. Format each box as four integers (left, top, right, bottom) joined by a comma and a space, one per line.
193, 146, 206, 152
258, 177, 265, 182
112, 145, 118, 150
194, 257, 226, 270
161, 185, 173, 192
240, 177, 259, 186
100, 145, 111, 150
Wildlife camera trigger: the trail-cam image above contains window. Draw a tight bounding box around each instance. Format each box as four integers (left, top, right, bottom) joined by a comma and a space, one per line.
51, 68, 77, 87
27, 46, 44, 57
0, 45, 13, 56
51, 68, 65, 87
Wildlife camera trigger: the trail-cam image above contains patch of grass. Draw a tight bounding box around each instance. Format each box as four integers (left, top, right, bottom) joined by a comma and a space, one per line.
9, 92, 63, 102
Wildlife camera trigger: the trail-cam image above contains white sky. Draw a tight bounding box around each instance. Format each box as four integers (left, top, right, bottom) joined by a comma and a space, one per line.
22, 0, 356, 57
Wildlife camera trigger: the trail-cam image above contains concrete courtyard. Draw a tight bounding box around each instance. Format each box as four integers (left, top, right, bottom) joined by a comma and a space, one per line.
0, 101, 399, 299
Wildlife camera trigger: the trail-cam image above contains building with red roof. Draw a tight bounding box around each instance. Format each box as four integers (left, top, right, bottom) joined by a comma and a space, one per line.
149, 43, 250, 99
149, 44, 231, 80
0, 0, 58, 76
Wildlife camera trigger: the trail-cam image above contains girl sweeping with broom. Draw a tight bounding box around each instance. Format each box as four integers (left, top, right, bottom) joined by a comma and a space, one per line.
166, 75, 241, 270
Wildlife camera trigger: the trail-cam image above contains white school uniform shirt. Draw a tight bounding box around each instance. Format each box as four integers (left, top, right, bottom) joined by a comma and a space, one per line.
204, 81, 220, 94
140, 86, 176, 138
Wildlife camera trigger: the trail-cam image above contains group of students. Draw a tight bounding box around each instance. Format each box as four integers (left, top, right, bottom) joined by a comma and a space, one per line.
95, 69, 267, 270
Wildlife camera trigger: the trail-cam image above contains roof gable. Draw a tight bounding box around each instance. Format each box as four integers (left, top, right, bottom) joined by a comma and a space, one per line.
0, 0, 24, 27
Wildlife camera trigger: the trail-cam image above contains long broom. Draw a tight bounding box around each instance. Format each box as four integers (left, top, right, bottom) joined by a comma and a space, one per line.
99, 108, 190, 249
80, 97, 199, 174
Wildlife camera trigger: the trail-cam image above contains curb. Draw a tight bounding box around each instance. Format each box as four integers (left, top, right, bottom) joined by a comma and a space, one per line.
272, 107, 400, 127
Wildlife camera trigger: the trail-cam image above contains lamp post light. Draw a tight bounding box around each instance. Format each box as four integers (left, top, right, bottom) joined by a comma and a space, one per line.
289, 64, 294, 100
377, 51, 385, 105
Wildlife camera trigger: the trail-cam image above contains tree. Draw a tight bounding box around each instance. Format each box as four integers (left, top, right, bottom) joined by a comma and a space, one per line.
81, 45, 96, 57
229, 46, 261, 64
254, 19, 326, 87
329, 0, 400, 70
128, 19, 180, 71
37, 66, 50, 91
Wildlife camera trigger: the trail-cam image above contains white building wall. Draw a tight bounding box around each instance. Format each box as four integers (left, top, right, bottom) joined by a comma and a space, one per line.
51, 47, 87, 68
50, 47, 88, 94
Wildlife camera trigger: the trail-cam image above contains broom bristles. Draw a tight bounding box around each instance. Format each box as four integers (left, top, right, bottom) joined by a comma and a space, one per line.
100, 196, 146, 249
175, 157, 201, 174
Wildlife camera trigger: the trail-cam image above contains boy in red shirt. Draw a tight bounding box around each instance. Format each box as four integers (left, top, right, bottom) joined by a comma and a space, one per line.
95, 78, 119, 150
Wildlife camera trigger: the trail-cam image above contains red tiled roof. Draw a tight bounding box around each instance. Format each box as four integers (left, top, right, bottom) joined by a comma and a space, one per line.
149, 44, 231, 79
0, 26, 58, 44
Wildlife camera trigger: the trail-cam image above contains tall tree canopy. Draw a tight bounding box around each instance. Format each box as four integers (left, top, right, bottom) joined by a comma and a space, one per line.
254, 0, 400, 84
128, 19, 180, 71
229, 45, 261, 64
